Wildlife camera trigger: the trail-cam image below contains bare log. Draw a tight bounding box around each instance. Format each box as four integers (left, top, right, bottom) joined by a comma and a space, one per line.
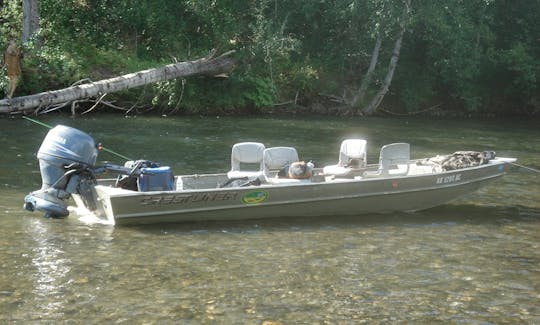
0, 51, 236, 114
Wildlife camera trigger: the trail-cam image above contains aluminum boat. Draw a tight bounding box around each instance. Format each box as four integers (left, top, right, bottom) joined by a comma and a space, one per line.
23, 125, 516, 226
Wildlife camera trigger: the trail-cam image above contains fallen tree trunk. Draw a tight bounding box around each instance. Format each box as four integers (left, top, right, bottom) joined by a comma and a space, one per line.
0, 50, 236, 114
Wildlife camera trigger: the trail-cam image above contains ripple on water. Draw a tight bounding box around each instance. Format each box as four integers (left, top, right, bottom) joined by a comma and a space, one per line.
1, 116, 539, 322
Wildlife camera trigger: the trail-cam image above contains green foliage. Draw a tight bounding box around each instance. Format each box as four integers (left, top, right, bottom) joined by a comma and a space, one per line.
0, 0, 21, 96
19, 40, 84, 94
0, 72, 8, 97
394, 0, 539, 115
501, 43, 537, 97
242, 76, 275, 108
0, 0, 21, 42
0, 0, 538, 116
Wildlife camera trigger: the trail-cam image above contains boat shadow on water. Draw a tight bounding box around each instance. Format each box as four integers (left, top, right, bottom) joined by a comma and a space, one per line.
126, 204, 540, 235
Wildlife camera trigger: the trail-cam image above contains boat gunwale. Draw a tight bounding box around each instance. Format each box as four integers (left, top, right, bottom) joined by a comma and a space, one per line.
95, 158, 513, 199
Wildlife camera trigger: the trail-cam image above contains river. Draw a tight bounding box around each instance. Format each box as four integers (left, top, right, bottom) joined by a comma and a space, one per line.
1, 115, 539, 323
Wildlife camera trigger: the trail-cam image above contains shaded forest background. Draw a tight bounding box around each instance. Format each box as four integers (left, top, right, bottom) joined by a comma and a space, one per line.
1, 0, 539, 117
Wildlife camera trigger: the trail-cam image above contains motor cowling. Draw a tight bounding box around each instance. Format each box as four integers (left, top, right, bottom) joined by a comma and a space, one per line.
24, 125, 98, 218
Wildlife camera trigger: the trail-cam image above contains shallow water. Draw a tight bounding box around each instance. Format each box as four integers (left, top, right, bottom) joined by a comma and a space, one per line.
1, 115, 539, 323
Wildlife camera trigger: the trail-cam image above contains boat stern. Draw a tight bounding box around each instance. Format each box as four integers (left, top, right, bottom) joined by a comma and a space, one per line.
71, 185, 116, 225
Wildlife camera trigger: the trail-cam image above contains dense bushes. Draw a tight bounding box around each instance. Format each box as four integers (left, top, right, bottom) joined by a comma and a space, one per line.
1, 0, 538, 116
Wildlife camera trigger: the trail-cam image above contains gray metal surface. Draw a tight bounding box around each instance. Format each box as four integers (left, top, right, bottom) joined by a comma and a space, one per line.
81, 159, 512, 225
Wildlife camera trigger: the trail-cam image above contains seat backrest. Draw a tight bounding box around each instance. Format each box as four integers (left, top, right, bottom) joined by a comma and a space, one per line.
263, 147, 299, 174
338, 139, 367, 168
230, 142, 265, 172
379, 143, 410, 175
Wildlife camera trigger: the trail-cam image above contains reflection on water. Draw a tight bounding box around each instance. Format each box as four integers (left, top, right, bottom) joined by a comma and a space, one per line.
27, 220, 71, 319
0, 115, 539, 323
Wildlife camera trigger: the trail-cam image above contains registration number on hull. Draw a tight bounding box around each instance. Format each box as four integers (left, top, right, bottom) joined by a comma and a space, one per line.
436, 173, 462, 184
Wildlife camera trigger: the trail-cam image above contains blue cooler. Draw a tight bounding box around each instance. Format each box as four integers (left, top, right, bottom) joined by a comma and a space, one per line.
138, 166, 174, 192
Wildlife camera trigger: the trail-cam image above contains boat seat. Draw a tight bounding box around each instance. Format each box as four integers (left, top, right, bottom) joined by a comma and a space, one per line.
263, 147, 309, 184
263, 147, 299, 174
323, 139, 367, 177
227, 142, 265, 179
363, 142, 410, 178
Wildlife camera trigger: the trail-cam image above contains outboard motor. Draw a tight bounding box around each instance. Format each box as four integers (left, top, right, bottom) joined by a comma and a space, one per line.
24, 125, 98, 218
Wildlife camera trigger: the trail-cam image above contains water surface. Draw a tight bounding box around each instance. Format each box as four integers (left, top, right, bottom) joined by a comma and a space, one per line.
0, 115, 539, 323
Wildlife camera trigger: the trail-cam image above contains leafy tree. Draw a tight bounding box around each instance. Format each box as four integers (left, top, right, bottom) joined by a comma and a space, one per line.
1, 0, 538, 116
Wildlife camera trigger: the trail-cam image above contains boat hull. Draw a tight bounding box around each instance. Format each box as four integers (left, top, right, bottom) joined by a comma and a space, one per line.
80, 159, 512, 226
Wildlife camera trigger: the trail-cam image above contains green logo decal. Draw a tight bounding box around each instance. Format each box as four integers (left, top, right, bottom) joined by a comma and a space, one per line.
241, 190, 269, 204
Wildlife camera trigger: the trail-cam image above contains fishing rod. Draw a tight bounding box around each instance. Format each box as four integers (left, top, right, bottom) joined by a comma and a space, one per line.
22, 115, 133, 161
510, 162, 540, 174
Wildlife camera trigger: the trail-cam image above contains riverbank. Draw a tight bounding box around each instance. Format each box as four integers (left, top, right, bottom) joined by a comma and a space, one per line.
2, 97, 538, 119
